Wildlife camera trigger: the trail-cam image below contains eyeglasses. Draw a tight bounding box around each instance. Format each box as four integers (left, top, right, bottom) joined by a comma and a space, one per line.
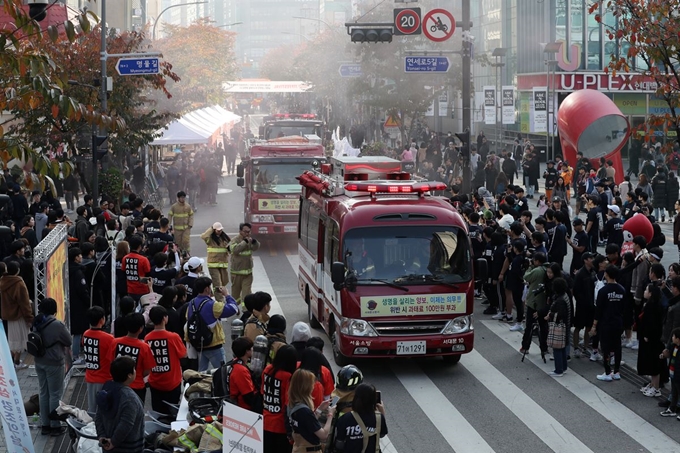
242, 229, 251, 233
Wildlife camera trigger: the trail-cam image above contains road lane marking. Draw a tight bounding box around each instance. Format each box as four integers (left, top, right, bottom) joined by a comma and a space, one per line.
463, 349, 593, 453
392, 363, 494, 453
482, 320, 678, 452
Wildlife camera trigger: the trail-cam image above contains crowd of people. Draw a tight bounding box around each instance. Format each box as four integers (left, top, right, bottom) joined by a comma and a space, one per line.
412, 132, 680, 421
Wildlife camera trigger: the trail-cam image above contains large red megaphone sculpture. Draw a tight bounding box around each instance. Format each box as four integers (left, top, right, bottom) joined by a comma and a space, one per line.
557, 90, 629, 184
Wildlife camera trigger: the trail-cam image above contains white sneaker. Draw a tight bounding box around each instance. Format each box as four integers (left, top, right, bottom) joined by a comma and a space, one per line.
641, 383, 651, 392
596, 373, 613, 382
611, 373, 621, 380
630, 342, 639, 350
509, 323, 524, 332
491, 312, 505, 320
625, 339, 639, 349
590, 352, 603, 362
643, 387, 662, 397
14, 362, 28, 370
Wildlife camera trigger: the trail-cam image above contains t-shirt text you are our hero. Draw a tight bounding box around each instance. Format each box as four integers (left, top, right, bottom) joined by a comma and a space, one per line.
263, 374, 283, 413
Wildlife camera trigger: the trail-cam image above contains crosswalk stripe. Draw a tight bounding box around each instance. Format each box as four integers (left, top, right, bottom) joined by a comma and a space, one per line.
392, 363, 494, 453
482, 320, 679, 452
463, 349, 594, 453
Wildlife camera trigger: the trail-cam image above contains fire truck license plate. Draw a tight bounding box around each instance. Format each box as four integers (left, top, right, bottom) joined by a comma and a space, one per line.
396, 341, 426, 355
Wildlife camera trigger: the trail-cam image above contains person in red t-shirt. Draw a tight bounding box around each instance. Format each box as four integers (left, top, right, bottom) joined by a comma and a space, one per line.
229, 337, 261, 412
145, 306, 187, 413
82, 306, 115, 413
299, 347, 335, 409
113, 313, 156, 403
261, 344, 297, 453
121, 236, 151, 303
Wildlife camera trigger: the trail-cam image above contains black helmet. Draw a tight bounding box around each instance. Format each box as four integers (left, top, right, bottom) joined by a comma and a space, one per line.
336, 365, 363, 391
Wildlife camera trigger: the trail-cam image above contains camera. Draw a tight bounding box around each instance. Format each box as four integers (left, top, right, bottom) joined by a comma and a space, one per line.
532, 283, 546, 295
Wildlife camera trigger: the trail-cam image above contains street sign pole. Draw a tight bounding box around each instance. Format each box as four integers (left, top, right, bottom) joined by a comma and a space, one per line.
461, 0, 472, 194
96, 0, 107, 202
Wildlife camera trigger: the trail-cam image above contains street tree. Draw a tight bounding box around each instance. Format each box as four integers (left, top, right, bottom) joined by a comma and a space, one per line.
0, 0, 124, 185
152, 18, 238, 114
590, 0, 680, 143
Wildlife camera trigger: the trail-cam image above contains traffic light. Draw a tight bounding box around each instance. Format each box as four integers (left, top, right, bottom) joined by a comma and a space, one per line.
92, 134, 108, 161
347, 24, 393, 43
455, 131, 470, 159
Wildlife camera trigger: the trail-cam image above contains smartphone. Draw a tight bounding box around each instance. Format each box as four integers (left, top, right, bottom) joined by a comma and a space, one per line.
375, 391, 381, 404
140, 277, 150, 284
330, 396, 340, 407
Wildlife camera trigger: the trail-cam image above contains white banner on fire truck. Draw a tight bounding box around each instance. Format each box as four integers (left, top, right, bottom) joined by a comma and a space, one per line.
501, 86, 515, 125
483, 86, 496, 125
223, 81, 313, 93
532, 87, 548, 133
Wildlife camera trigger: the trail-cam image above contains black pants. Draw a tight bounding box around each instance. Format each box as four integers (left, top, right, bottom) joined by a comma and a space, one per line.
511, 286, 525, 323
150, 384, 181, 414
522, 306, 548, 352
264, 431, 292, 453
132, 386, 146, 404
600, 328, 622, 374
483, 282, 499, 310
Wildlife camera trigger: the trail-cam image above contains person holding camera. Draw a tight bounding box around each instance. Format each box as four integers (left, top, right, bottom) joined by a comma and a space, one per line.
520, 252, 550, 356
201, 222, 231, 302
229, 222, 260, 307
333, 383, 388, 453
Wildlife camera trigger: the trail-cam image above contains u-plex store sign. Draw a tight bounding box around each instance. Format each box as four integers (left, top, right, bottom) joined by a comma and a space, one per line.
517, 72, 659, 93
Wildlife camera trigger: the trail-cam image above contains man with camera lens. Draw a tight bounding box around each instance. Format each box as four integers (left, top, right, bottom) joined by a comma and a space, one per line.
520, 252, 550, 356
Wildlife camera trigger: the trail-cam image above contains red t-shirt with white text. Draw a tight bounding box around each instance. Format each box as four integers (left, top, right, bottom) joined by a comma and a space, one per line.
122, 252, 151, 295
82, 328, 115, 384
145, 329, 187, 391
113, 336, 156, 390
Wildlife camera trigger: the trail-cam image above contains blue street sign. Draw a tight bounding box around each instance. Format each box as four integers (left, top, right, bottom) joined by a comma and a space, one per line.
116, 57, 160, 76
339, 63, 362, 78
404, 56, 450, 73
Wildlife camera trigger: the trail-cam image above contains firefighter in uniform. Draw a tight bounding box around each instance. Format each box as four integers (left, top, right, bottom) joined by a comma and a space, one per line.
167, 191, 194, 254
201, 222, 231, 302
228, 222, 260, 306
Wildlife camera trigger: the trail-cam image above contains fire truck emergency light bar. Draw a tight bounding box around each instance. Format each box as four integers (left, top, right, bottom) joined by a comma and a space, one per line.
344, 182, 447, 193
271, 113, 317, 119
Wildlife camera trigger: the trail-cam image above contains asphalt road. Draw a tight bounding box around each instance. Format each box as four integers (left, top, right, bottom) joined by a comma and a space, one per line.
184, 168, 680, 453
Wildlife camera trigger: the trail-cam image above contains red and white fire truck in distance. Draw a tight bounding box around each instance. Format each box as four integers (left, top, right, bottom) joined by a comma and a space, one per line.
297, 156, 488, 365
237, 136, 327, 235
257, 113, 324, 141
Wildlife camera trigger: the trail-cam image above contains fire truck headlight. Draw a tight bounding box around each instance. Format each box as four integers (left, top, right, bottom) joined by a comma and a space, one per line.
251, 215, 274, 223
340, 318, 378, 337
442, 315, 473, 334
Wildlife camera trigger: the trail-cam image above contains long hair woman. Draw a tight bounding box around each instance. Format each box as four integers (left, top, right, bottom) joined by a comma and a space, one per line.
262, 345, 297, 453
638, 284, 666, 397
288, 369, 334, 453
332, 383, 388, 453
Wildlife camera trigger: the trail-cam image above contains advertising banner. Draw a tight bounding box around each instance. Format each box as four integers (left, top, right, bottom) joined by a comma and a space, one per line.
257, 198, 299, 211
223, 401, 263, 453
484, 86, 496, 125
361, 293, 466, 317
438, 92, 449, 117
533, 87, 548, 133
46, 239, 69, 328
0, 324, 35, 453
502, 86, 515, 125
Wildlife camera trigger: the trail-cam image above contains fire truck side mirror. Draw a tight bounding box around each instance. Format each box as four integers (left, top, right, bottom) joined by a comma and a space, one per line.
236, 164, 244, 178
237, 177, 244, 187
331, 261, 346, 288
475, 258, 488, 283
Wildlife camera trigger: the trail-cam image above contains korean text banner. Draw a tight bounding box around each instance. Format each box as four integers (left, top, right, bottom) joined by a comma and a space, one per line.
223, 401, 263, 453
533, 87, 548, 133
484, 86, 496, 125
502, 86, 515, 125
361, 293, 466, 317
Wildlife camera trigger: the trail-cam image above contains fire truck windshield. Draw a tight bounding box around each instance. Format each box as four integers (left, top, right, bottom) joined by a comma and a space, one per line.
265, 124, 321, 139
252, 162, 314, 194
343, 226, 471, 284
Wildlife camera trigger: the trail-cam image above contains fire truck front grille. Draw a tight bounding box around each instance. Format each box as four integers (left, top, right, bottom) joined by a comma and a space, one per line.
273, 214, 299, 223
370, 320, 448, 336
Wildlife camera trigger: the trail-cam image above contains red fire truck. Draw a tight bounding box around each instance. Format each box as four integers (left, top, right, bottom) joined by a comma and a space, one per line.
258, 113, 324, 141
237, 137, 326, 235
297, 156, 486, 365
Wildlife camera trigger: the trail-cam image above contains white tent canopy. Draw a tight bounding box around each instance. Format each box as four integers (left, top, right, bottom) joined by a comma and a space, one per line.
151, 105, 241, 146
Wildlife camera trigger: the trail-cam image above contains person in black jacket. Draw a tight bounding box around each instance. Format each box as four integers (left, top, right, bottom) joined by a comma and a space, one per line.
591, 265, 626, 381
10, 184, 28, 226
572, 252, 595, 357
68, 247, 91, 362
548, 211, 568, 268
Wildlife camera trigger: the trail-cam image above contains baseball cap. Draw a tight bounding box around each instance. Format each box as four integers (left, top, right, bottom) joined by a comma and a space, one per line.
573, 218, 584, 226
212, 222, 223, 230
582, 252, 595, 260
552, 196, 562, 203
607, 205, 621, 215
596, 181, 607, 187
187, 256, 204, 270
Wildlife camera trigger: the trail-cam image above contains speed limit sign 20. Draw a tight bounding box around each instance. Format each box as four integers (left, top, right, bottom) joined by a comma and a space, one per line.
394, 7, 422, 36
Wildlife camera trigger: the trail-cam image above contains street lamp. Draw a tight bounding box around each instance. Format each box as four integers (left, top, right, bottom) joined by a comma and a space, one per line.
543, 42, 561, 161
292, 15, 339, 34
152, 1, 208, 40
216, 22, 243, 28
492, 48, 506, 153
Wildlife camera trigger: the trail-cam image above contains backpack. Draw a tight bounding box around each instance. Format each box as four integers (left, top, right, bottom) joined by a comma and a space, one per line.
266, 336, 286, 365
27, 318, 56, 357
325, 400, 354, 453
594, 275, 605, 306
211, 358, 238, 405
187, 298, 214, 350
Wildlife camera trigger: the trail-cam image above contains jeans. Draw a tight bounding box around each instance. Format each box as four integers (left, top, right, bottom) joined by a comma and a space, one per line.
36, 363, 64, 428
553, 348, 568, 374
199, 347, 226, 372
87, 382, 104, 414
65, 191, 74, 210
655, 207, 666, 220
525, 176, 535, 197
72, 334, 81, 357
